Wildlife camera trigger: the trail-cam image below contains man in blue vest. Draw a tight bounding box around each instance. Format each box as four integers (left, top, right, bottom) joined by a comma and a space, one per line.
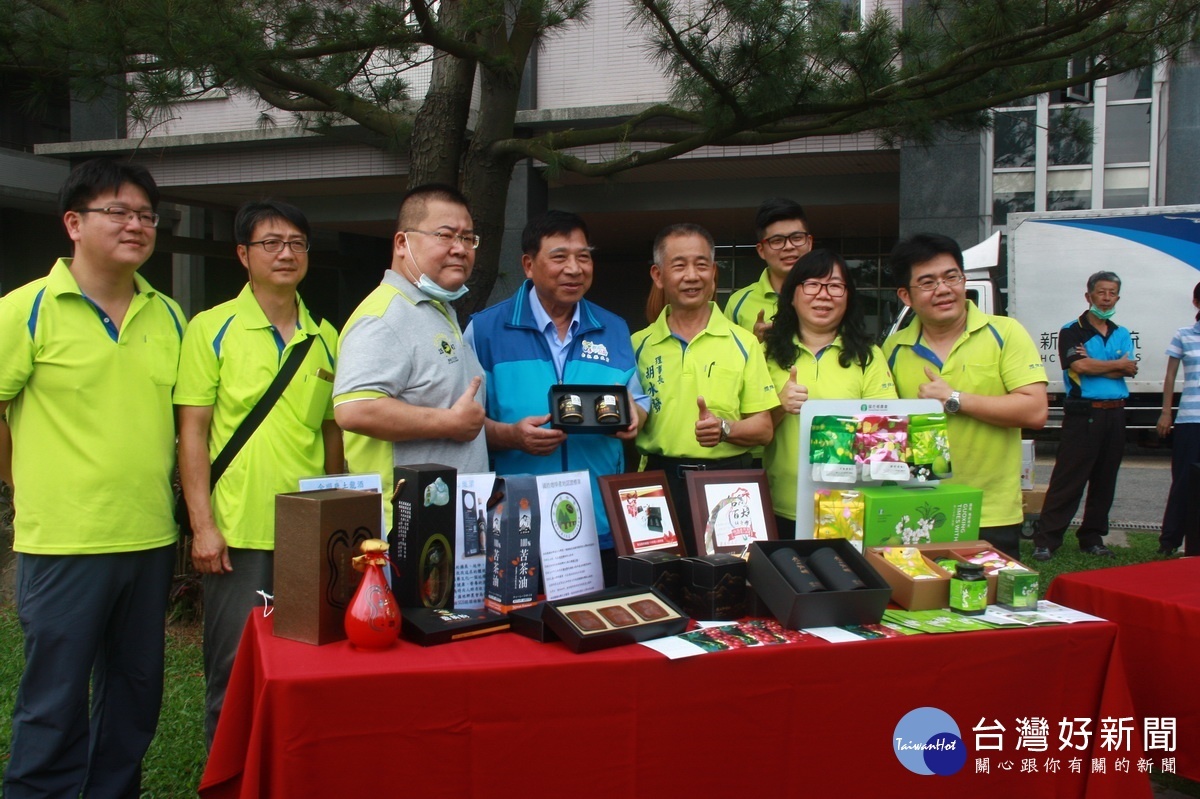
1033, 271, 1137, 561
465, 211, 647, 582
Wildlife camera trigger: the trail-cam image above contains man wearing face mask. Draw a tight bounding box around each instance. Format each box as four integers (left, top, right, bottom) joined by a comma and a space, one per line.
1033, 271, 1137, 561
335, 184, 488, 526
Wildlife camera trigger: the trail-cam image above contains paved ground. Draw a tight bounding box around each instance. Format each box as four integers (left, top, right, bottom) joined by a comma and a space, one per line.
1030, 452, 1172, 539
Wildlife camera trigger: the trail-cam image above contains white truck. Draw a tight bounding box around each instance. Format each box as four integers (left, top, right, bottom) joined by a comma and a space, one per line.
888, 205, 1200, 429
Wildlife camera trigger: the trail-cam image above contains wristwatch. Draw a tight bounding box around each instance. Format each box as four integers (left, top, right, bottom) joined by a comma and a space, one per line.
944, 391, 962, 415
719, 418, 732, 442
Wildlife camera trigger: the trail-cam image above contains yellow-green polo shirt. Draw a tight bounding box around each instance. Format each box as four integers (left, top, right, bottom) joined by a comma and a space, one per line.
174, 285, 337, 550
883, 302, 1047, 527
633, 303, 780, 460
765, 338, 897, 520
724, 268, 779, 331
0, 258, 185, 554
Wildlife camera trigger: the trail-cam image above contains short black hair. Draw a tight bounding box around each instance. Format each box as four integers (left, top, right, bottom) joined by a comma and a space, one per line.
889, 233, 964, 288
522, 210, 590, 257
397, 183, 471, 232
653, 223, 715, 265
234, 199, 311, 246
1087, 271, 1121, 293
58, 158, 160, 218
754, 198, 808, 239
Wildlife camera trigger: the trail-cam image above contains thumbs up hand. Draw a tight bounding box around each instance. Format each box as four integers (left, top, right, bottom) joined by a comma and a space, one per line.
779, 365, 809, 415
448, 376, 486, 441
752, 309, 772, 341
695, 395, 725, 448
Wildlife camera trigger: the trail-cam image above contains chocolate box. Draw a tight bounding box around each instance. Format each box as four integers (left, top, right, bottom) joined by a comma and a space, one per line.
863, 546, 953, 611
389, 464, 457, 609
400, 607, 510, 646
680, 554, 749, 621
617, 551, 685, 606
548, 384, 632, 434
747, 540, 891, 629
273, 489, 380, 645
485, 475, 541, 614
542, 587, 687, 653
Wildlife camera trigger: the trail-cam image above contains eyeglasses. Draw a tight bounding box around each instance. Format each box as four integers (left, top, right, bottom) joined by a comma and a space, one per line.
910, 273, 965, 292
406, 229, 481, 250
248, 239, 311, 254
800, 280, 847, 298
761, 232, 812, 250
78, 206, 160, 228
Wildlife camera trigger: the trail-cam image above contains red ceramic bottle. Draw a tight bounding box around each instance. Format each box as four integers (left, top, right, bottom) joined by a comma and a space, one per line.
345, 539, 400, 650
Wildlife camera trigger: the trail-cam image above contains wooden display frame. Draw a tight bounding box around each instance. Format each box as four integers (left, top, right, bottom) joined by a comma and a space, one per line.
684, 469, 778, 556
598, 471, 687, 557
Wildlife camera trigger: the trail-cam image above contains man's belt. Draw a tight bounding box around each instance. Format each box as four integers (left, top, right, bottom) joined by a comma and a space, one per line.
1089, 399, 1125, 409
644, 453, 753, 479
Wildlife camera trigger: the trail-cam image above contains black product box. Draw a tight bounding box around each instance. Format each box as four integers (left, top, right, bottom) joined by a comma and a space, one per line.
485, 475, 541, 614
618, 551, 685, 606
508, 602, 558, 643
747, 540, 892, 629
400, 607, 510, 646
542, 587, 688, 653
680, 554, 749, 621
548, 384, 632, 433
273, 489, 380, 645
390, 464, 457, 609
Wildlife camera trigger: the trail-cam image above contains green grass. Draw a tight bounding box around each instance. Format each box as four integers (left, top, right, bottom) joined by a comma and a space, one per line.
0, 530, 1196, 797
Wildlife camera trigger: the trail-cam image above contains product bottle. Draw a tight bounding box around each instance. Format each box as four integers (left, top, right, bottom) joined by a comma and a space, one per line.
949, 562, 987, 615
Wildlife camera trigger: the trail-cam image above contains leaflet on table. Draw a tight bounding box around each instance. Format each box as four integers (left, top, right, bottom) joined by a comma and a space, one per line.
981, 601, 1107, 626
455, 473, 495, 609
537, 471, 604, 601
640, 618, 816, 659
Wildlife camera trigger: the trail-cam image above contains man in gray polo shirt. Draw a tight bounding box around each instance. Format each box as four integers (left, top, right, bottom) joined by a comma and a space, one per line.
335, 184, 488, 521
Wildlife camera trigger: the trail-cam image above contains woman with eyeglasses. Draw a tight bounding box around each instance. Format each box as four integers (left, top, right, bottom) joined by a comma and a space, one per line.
762, 249, 897, 537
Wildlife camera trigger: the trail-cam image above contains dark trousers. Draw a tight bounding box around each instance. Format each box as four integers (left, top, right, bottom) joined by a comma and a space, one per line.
202, 548, 274, 749
1034, 406, 1125, 552
4, 545, 174, 799
1160, 422, 1200, 553
980, 523, 1023, 562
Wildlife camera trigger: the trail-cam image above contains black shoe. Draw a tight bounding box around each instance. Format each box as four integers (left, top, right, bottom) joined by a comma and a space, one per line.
1157, 545, 1178, 556
1033, 547, 1052, 562
1082, 544, 1115, 558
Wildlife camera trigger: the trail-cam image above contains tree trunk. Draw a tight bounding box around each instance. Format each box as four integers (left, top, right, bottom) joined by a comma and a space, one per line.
408, 2, 476, 186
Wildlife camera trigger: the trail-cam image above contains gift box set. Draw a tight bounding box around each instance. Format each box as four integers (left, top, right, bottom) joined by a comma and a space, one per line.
273, 489, 380, 645
679, 554, 749, 621
389, 464, 458, 609
747, 540, 891, 629
548, 384, 632, 433
542, 587, 687, 653
400, 607, 510, 646
617, 551, 685, 606
485, 475, 541, 613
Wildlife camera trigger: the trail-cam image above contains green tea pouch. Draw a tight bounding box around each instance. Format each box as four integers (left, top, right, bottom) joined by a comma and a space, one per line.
908, 412, 953, 480
810, 415, 858, 483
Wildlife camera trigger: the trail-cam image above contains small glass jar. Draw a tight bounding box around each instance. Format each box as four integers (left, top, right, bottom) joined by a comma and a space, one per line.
949, 562, 987, 615
558, 393, 584, 424
595, 393, 621, 424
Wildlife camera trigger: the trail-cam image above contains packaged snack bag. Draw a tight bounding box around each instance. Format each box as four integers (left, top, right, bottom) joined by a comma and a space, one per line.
855, 414, 910, 481
908, 412, 953, 480
880, 546, 943, 580
810, 415, 858, 483
814, 489, 864, 541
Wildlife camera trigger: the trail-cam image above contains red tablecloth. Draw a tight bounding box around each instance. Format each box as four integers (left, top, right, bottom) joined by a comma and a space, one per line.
200, 615, 1149, 799
1048, 558, 1200, 781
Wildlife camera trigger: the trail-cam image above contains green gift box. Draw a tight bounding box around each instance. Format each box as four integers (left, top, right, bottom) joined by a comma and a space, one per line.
858, 485, 982, 547
996, 568, 1039, 611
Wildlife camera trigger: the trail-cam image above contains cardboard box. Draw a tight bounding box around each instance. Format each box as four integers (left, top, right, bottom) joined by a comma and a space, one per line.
1022, 487, 1048, 517
858, 484, 983, 547
542, 587, 687, 653
996, 568, 1040, 611
863, 547, 952, 610
910, 541, 1032, 604
399, 607, 510, 646
390, 464, 457, 609
617, 551, 685, 606
273, 489, 380, 645
680, 554, 749, 620
485, 475, 541, 613
508, 602, 558, 642
1021, 440, 1036, 491
747, 540, 892, 629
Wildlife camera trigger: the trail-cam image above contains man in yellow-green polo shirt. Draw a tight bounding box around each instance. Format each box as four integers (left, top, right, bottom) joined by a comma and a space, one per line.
724, 198, 813, 341
883, 233, 1048, 560
0, 159, 185, 798
634, 223, 779, 554
175, 200, 342, 748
